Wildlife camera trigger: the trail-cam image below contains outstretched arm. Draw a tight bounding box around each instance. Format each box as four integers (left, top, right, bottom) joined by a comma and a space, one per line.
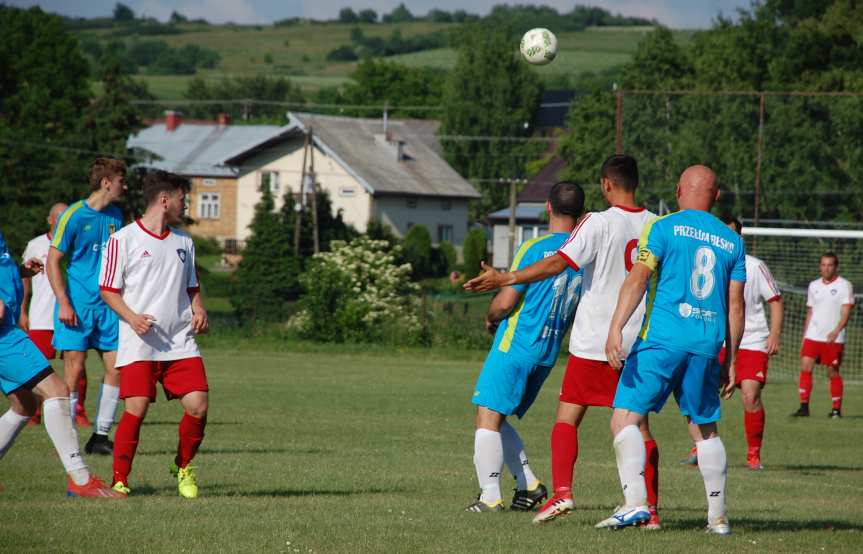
464, 254, 569, 293
605, 263, 652, 368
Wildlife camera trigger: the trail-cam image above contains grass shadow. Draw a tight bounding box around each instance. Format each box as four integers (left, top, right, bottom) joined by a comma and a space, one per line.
668, 517, 863, 532
142, 421, 241, 426
137, 447, 330, 456
206, 487, 409, 498
770, 463, 863, 472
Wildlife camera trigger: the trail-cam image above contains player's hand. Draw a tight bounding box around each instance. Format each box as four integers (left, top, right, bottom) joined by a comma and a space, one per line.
129, 313, 156, 335
463, 262, 507, 293
605, 328, 625, 370
191, 308, 209, 334
0, 300, 5, 322
826, 330, 839, 343
58, 300, 78, 327
720, 358, 736, 400
484, 316, 499, 335
23, 257, 44, 275
766, 334, 780, 356
18, 312, 29, 332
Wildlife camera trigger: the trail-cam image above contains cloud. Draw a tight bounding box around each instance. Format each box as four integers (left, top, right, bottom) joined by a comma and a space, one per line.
137, 0, 267, 24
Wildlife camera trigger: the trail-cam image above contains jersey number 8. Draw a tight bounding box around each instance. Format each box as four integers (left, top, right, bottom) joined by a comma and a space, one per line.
690, 246, 716, 300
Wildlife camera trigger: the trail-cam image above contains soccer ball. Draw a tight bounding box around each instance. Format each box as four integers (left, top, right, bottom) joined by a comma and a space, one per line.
520, 28, 557, 65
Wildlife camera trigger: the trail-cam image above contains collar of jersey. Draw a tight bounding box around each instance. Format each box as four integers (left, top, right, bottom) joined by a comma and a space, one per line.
613, 204, 645, 213
136, 219, 171, 240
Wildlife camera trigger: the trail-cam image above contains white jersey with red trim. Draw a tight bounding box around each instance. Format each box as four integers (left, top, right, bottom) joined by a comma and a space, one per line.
740, 254, 781, 352
805, 275, 854, 343
21, 233, 55, 330
557, 205, 656, 361
99, 220, 201, 367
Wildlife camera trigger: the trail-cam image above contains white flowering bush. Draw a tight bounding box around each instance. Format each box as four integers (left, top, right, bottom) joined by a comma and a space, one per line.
288, 237, 423, 343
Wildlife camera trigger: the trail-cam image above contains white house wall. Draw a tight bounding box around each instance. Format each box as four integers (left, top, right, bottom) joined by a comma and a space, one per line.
374, 195, 470, 246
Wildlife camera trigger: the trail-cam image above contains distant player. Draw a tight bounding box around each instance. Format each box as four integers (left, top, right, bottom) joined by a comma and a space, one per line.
464, 182, 584, 513
47, 158, 127, 454
99, 170, 210, 498
793, 252, 853, 418
20, 203, 92, 427
465, 156, 662, 528
597, 165, 744, 534
0, 230, 122, 498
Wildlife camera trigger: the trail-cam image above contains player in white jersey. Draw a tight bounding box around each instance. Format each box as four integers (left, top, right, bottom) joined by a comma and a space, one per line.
682, 217, 783, 471
793, 253, 853, 418
99, 170, 210, 498
465, 155, 662, 528
20, 203, 92, 426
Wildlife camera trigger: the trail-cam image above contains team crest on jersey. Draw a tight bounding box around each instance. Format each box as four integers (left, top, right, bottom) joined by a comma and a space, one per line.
177, 249, 187, 262
831, 289, 838, 295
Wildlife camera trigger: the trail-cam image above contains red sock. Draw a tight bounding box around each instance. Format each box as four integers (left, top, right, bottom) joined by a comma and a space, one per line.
76, 374, 88, 415
830, 375, 844, 409
799, 371, 813, 403
744, 409, 765, 451
175, 413, 206, 468
550, 422, 578, 496
644, 439, 659, 508
113, 412, 143, 484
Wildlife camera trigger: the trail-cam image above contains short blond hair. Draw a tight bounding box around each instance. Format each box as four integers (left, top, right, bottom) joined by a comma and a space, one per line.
89, 158, 127, 191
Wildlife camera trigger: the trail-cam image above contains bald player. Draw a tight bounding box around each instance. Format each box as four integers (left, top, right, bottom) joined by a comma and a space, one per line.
598, 166, 745, 535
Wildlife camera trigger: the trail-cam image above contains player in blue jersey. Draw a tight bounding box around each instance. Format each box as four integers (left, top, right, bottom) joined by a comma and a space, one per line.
0, 230, 122, 498
596, 165, 745, 534
46, 158, 127, 456
465, 182, 585, 513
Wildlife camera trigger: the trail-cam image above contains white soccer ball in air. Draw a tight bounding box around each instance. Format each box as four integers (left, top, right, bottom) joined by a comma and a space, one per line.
520, 28, 557, 65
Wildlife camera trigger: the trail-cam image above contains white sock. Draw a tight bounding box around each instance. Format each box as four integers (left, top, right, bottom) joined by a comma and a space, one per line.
474, 428, 504, 506
500, 421, 539, 490
0, 409, 31, 460
43, 397, 89, 485
69, 391, 78, 421
696, 436, 728, 520
614, 424, 647, 507
94, 383, 120, 436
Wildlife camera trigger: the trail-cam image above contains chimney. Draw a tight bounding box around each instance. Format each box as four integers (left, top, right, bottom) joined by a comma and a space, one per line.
165, 110, 182, 132
217, 112, 231, 127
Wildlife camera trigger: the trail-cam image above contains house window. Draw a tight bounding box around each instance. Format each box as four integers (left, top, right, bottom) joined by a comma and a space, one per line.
438, 224, 453, 243
261, 171, 280, 193
522, 226, 535, 241
202, 178, 216, 186
198, 193, 221, 219
406, 198, 417, 209
441, 199, 452, 211
339, 186, 356, 197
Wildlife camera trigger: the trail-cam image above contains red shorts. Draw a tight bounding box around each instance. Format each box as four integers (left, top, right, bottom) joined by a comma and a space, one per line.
119, 357, 208, 401
559, 355, 621, 407
800, 339, 844, 367
718, 347, 769, 386
28, 330, 56, 360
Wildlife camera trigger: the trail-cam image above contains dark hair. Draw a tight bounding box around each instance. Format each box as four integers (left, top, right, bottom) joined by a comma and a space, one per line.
548, 181, 585, 219
721, 215, 742, 234
600, 154, 639, 191
142, 170, 191, 206
821, 252, 839, 266
89, 157, 127, 191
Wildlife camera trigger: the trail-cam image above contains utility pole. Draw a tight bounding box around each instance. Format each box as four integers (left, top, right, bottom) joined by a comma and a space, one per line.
294, 130, 310, 256
615, 88, 624, 154
309, 127, 320, 255
508, 179, 518, 266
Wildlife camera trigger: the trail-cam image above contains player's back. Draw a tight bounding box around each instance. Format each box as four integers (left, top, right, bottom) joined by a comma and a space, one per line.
0, 233, 23, 330
561, 206, 655, 360
741, 254, 780, 351
494, 233, 582, 367
637, 209, 746, 357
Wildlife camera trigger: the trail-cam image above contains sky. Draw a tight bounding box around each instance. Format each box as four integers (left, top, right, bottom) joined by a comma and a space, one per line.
9, 0, 754, 29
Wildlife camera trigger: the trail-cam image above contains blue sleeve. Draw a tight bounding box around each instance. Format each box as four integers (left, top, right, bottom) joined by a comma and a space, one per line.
51, 207, 78, 254
0, 264, 22, 326
636, 217, 665, 271
510, 241, 537, 294
731, 238, 746, 283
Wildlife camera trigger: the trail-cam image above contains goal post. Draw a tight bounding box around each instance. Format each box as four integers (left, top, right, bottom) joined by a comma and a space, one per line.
741, 227, 863, 383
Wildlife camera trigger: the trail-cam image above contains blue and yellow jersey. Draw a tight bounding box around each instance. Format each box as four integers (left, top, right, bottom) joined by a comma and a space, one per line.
51, 200, 123, 310
635, 209, 746, 357
492, 233, 583, 367
0, 231, 24, 328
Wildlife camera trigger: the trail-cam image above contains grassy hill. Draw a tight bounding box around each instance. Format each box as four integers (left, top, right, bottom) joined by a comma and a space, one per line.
76, 22, 693, 99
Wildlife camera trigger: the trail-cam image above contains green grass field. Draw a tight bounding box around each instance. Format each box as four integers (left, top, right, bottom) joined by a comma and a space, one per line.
1, 346, 861, 552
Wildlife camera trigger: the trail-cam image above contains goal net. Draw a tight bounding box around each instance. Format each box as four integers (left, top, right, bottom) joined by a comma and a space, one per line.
742, 227, 863, 383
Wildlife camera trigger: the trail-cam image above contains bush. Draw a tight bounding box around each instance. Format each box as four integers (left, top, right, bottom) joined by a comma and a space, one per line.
326, 45, 358, 62
462, 228, 488, 279
128, 39, 169, 66
434, 241, 457, 275
192, 234, 222, 256
288, 238, 422, 343
402, 224, 432, 278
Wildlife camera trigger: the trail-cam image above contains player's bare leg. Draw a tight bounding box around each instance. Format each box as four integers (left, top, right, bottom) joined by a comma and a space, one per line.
595, 408, 650, 529
827, 363, 843, 418
793, 356, 816, 416
740, 379, 765, 469
688, 420, 730, 534
534, 401, 585, 522
4, 373, 121, 498
173, 391, 208, 498
62, 350, 86, 420
111, 395, 149, 495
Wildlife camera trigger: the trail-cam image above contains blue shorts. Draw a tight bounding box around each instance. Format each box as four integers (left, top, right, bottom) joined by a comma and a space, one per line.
0, 327, 52, 395
612, 340, 721, 424
472, 350, 553, 418
53, 304, 118, 352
